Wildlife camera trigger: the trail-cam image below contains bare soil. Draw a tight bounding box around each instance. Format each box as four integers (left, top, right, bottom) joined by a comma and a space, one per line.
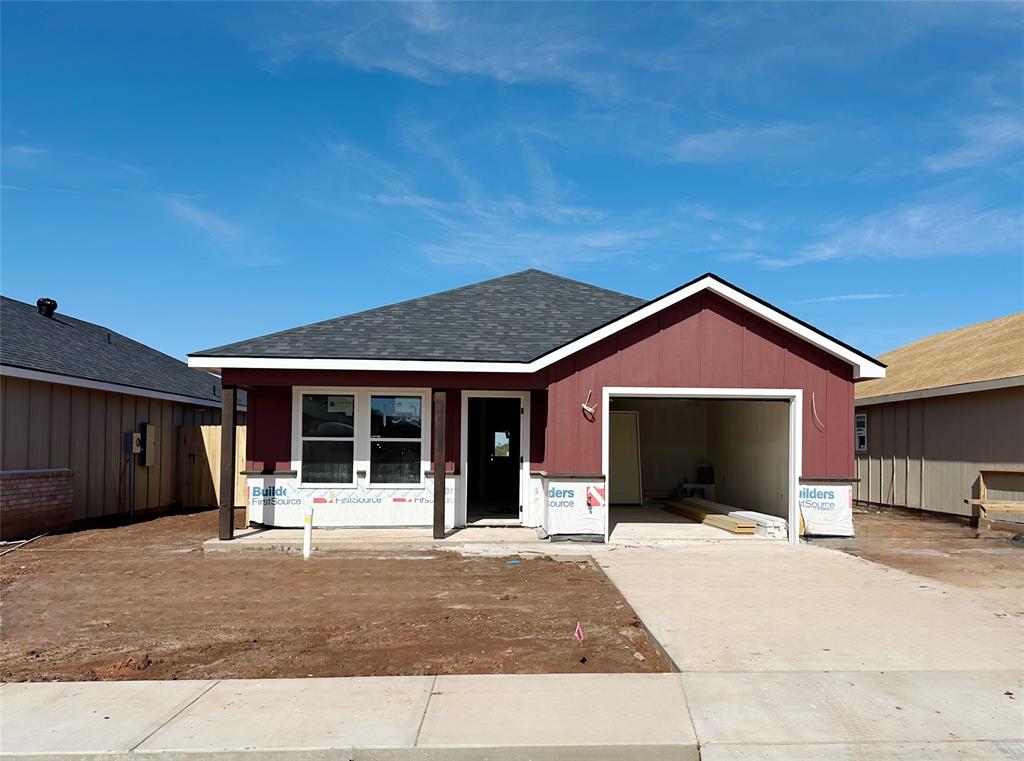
0, 510, 668, 682
811, 508, 1024, 614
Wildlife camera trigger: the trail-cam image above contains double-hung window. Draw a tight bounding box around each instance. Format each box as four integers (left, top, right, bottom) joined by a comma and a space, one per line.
300, 393, 355, 485
369, 395, 423, 485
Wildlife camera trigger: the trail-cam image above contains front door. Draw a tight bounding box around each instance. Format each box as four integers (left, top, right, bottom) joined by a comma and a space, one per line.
466, 396, 521, 523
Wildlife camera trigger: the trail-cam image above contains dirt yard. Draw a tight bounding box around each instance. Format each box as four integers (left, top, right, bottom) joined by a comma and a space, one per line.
811, 508, 1024, 614
0, 510, 668, 682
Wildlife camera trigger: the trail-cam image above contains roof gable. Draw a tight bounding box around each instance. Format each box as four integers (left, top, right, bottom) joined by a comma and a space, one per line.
189, 271, 885, 380
1, 296, 227, 404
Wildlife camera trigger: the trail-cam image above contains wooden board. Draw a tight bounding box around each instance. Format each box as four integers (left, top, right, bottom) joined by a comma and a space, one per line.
664, 500, 756, 534
609, 411, 643, 504
175, 424, 246, 509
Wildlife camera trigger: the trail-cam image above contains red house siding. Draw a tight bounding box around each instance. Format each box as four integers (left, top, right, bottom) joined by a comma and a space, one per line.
243, 386, 291, 472
229, 291, 856, 483
541, 292, 854, 479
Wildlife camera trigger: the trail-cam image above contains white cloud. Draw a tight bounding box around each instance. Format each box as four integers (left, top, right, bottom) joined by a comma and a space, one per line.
4, 145, 49, 159
759, 201, 1024, 268
672, 124, 811, 163
400, 1, 451, 33
325, 135, 648, 268
164, 195, 244, 244
164, 195, 283, 267
423, 225, 660, 268
791, 293, 901, 305
924, 113, 1024, 172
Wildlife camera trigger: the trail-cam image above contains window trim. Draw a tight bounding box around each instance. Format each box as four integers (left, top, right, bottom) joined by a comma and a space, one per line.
854, 412, 868, 454
291, 387, 431, 490
367, 392, 427, 489
294, 388, 360, 488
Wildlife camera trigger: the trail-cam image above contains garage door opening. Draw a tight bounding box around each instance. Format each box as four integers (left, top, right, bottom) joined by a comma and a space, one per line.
605, 390, 799, 544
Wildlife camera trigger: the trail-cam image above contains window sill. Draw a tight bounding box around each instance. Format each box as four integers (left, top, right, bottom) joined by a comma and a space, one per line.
297, 482, 358, 490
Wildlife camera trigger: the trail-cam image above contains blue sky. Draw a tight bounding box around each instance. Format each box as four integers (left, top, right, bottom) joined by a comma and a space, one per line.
2, 2, 1022, 361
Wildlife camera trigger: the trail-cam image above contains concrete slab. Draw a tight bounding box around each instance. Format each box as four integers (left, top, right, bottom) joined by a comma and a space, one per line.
596, 543, 1024, 672
135, 676, 434, 754
683, 671, 1024, 747
609, 507, 764, 544
415, 673, 698, 760
0, 679, 214, 755
701, 740, 1024, 760
203, 526, 551, 555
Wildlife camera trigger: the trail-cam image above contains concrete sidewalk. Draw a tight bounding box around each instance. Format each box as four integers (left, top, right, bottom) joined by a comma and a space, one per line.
203, 507, 770, 558
202, 525, 596, 559
0, 673, 697, 760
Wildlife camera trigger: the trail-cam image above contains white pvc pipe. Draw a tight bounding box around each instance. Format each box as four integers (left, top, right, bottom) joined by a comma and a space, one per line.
302, 505, 313, 559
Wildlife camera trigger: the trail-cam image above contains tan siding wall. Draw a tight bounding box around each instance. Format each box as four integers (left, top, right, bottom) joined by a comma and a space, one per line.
1, 376, 239, 522
855, 386, 1024, 516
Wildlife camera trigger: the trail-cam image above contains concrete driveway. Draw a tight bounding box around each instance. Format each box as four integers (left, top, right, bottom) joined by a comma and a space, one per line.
596, 542, 1024, 759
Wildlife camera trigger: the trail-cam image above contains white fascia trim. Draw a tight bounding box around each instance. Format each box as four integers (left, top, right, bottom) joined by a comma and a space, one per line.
855, 374, 1024, 407
0, 364, 235, 409
190, 356, 538, 374
188, 276, 886, 380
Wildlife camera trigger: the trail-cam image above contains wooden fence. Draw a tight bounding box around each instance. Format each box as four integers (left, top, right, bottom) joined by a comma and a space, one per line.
176, 425, 247, 508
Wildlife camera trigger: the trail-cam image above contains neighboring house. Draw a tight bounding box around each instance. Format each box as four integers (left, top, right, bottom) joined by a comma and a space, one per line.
854, 312, 1024, 517
0, 295, 243, 539
190, 269, 884, 543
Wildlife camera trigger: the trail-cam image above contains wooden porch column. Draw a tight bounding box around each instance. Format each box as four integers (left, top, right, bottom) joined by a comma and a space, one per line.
219, 385, 238, 541
432, 389, 446, 539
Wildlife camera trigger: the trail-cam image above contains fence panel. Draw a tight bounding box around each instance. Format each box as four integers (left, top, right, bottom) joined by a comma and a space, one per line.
176, 425, 246, 508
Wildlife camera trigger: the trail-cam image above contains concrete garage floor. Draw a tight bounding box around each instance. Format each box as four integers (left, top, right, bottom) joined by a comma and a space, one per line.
608, 506, 765, 543
596, 541, 1024, 759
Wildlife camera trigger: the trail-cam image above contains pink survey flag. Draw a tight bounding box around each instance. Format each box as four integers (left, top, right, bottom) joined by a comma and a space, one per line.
574, 622, 584, 643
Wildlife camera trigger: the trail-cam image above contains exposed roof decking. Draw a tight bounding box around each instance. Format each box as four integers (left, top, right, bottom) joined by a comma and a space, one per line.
856, 312, 1024, 401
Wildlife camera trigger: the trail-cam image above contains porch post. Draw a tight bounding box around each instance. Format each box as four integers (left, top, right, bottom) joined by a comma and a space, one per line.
219, 385, 237, 541
432, 389, 446, 539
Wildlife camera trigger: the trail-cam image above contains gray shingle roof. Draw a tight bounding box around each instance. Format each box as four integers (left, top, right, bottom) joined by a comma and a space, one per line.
191, 269, 646, 362
1, 295, 227, 403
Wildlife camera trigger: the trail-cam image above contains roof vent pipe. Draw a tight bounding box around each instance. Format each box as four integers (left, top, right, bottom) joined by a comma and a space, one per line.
36, 298, 58, 318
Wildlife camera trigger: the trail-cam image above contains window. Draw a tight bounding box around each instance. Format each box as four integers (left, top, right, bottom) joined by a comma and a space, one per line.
369, 395, 423, 484
300, 394, 355, 484
494, 431, 510, 457
854, 412, 868, 453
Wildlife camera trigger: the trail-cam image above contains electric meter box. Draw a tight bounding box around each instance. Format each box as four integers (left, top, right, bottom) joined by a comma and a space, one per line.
140, 423, 158, 467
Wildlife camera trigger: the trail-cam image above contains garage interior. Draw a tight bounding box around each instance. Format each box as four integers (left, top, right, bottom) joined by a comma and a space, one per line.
608, 396, 791, 541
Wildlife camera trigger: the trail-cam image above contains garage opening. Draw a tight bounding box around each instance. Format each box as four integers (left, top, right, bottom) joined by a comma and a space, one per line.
607, 395, 793, 542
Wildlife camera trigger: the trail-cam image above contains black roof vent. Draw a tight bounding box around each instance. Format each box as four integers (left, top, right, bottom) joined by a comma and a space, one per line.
36, 298, 58, 318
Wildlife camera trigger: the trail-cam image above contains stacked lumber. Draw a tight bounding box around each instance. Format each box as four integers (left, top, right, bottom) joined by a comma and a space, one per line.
664, 500, 755, 534
690, 498, 788, 539
730, 510, 788, 539
664, 498, 788, 538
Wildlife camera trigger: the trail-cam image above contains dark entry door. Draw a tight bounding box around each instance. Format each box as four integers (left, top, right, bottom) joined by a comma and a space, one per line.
467, 397, 521, 522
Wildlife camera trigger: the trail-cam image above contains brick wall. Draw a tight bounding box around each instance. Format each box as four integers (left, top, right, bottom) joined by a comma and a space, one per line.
1, 468, 74, 540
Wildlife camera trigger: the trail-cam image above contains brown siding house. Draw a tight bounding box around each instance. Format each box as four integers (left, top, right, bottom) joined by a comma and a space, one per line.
0, 296, 242, 539
854, 312, 1024, 517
